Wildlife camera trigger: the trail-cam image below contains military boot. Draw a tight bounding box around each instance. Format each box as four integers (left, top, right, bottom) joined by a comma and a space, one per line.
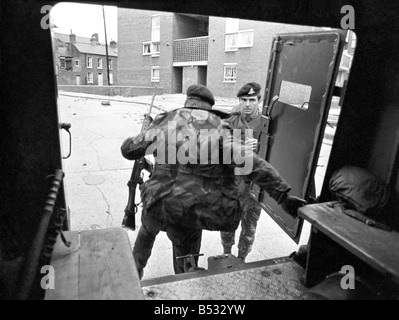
223, 245, 232, 255
237, 250, 247, 262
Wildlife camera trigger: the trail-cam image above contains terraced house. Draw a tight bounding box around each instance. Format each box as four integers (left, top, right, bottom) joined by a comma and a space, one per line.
53, 32, 118, 86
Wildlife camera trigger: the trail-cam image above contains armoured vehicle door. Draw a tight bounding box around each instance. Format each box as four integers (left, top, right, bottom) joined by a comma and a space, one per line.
252, 30, 347, 243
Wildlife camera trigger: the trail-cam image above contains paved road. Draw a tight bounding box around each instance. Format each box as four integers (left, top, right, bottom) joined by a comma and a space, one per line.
58, 92, 333, 280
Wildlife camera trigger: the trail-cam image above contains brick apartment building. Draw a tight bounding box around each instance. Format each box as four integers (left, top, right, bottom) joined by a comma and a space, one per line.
53, 32, 118, 86
117, 9, 339, 98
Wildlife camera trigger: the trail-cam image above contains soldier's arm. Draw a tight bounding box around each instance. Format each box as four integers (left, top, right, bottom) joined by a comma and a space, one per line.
221, 129, 290, 203
247, 155, 291, 203
120, 132, 152, 160
221, 125, 306, 214
121, 112, 167, 160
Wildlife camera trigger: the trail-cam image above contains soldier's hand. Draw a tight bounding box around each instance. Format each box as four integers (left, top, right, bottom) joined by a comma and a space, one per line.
281, 195, 307, 218
245, 137, 258, 152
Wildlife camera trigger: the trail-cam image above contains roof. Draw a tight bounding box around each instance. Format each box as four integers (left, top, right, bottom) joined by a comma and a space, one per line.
54, 32, 91, 44
73, 43, 117, 57
58, 46, 73, 58
53, 32, 117, 57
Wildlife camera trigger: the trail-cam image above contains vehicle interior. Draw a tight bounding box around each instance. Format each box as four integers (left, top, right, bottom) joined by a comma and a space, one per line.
1, 0, 398, 300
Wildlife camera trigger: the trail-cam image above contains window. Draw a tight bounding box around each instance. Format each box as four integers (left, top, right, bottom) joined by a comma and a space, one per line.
75, 59, 80, 67
87, 57, 92, 68
97, 58, 102, 69
279, 80, 311, 110
60, 57, 72, 70
143, 41, 160, 56
143, 42, 151, 55
225, 34, 238, 51
60, 57, 66, 69
238, 30, 254, 47
108, 58, 112, 69
148, 15, 161, 56
151, 42, 160, 55
223, 63, 237, 82
151, 66, 160, 82
225, 18, 254, 51
225, 30, 254, 51
65, 58, 72, 70
87, 72, 93, 84
225, 18, 239, 51
151, 15, 160, 42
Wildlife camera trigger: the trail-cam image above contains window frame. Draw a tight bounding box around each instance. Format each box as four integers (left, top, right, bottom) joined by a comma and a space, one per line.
151, 14, 161, 43
225, 33, 238, 52
97, 58, 103, 69
238, 29, 254, 48
60, 57, 66, 69
225, 29, 254, 51
87, 71, 93, 84
143, 42, 151, 55
65, 58, 72, 71
87, 57, 93, 68
151, 42, 160, 56
223, 63, 237, 83
151, 66, 160, 82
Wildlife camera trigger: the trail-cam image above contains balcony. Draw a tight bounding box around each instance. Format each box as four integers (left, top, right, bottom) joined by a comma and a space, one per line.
173, 36, 208, 66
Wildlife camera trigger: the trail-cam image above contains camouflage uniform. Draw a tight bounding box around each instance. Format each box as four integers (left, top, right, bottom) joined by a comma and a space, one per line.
220, 111, 264, 261
121, 107, 290, 276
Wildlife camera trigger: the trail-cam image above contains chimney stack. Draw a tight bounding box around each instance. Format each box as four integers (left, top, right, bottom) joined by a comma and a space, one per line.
69, 33, 76, 44
90, 33, 99, 45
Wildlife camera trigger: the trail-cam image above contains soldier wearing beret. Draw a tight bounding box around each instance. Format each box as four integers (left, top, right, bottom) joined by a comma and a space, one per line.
121, 84, 306, 279
121, 84, 216, 278
220, 82, 265, 262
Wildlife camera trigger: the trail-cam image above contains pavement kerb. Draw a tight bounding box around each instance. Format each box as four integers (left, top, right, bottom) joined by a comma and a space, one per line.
59, 91, 170, 112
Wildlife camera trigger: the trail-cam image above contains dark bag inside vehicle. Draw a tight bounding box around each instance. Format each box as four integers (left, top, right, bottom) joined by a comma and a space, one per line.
329, 165, 390, 216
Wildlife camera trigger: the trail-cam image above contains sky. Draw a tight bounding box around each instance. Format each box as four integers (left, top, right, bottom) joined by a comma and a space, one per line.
50, 2, 118, 43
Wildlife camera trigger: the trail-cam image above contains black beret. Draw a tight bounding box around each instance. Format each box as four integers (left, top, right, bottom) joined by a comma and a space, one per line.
186, 84, 215, 106
237, 82, 262, 98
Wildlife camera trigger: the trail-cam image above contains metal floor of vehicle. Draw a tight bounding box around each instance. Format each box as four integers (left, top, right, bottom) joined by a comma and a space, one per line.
141, 256, 308, 300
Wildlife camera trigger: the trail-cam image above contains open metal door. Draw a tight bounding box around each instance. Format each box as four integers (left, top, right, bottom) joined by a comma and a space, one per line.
252, 30, 346, 243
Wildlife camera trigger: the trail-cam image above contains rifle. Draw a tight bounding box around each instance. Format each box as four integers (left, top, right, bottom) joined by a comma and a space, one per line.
122, 88, 156, 230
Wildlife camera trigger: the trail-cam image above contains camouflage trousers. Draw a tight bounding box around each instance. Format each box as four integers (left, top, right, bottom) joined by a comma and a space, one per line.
220, 183, 262, 260
133, 202, 202, 278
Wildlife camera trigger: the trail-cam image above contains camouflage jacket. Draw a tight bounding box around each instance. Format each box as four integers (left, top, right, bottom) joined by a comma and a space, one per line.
121, 107, 290, 232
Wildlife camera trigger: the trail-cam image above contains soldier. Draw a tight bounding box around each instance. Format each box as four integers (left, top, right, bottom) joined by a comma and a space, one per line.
121, 84, 306, 279
220, 82, 264, 262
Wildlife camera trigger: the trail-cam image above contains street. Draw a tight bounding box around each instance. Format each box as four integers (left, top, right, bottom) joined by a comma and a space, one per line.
58, 92, 328, 280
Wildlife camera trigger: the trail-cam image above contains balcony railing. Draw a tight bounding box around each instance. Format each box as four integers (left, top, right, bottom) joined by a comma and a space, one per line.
173, 36, 208, 65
